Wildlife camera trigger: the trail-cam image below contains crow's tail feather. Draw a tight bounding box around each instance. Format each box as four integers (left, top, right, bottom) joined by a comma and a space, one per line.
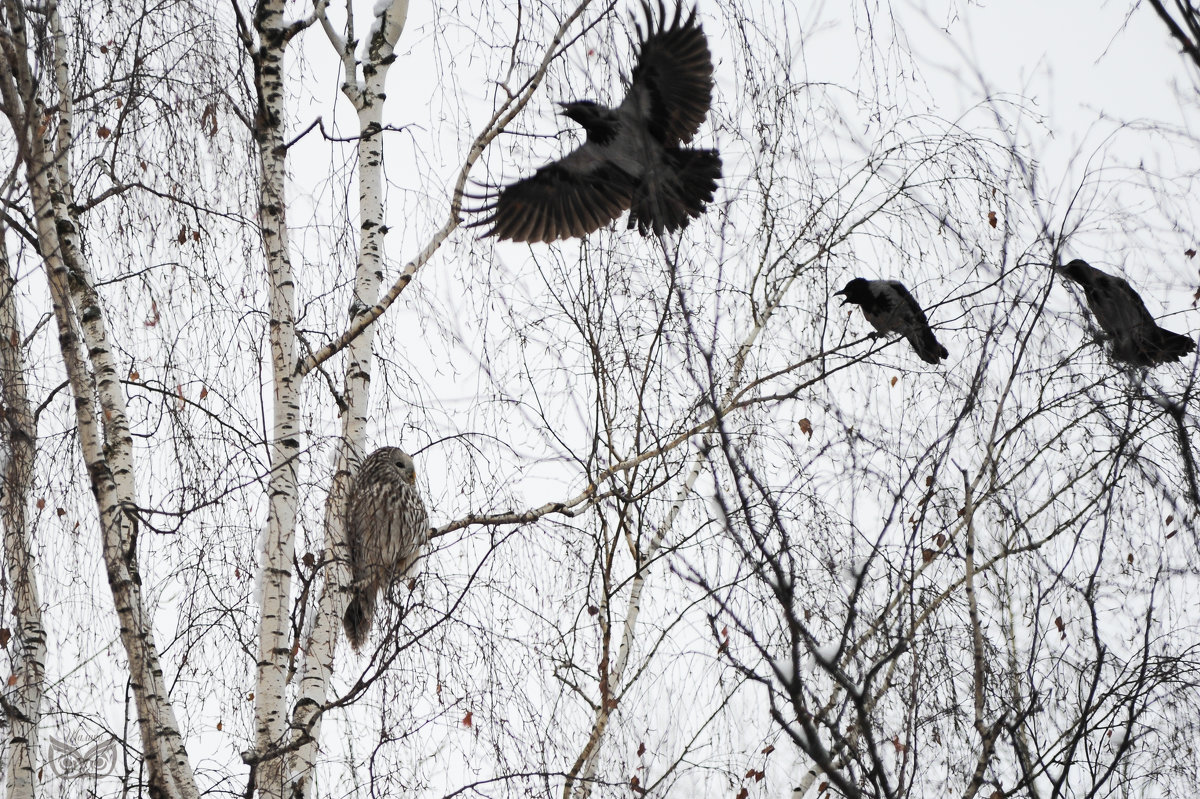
1148, 327, 1196, 365
629, 148, 721, 236
908, 327, 949, 365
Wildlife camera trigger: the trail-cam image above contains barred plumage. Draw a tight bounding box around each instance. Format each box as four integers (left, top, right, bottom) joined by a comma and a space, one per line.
343, 446, 429, 651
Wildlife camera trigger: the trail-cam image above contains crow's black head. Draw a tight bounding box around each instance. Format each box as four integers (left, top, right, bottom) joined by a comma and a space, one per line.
834, 278, 872, 306
557, 101, 619, 143
1057, 259, 1092, 283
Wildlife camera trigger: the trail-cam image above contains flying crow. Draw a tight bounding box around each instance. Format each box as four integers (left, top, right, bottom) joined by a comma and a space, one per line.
835, 278, 949, 365
1054, 258, 1195, 366
466, 2, 721, 243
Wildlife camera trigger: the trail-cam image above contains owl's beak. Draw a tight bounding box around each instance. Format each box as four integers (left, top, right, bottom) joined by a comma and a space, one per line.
406, 472, 416, 485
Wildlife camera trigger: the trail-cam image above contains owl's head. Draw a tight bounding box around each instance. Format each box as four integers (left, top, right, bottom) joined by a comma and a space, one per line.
386, 448, 417, 484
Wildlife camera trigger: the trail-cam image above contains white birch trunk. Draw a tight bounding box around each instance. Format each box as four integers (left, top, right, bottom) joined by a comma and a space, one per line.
0, 231, 44, 799
0, 3, 199, 795
248, 4, 302, 796
286, 3, 409, 795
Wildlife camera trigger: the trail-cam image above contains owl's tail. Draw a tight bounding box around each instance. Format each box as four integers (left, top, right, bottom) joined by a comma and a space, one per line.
343, 589, 376, 651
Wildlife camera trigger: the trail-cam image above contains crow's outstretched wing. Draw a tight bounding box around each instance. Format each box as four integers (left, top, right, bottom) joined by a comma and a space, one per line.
465, 145, 637, 243
623, 2, 715, 145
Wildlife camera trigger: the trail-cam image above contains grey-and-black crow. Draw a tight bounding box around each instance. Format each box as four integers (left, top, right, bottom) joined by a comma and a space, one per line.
467, 2, 721, 243
1055, 258, 1195, 366
835, 278, 949, 365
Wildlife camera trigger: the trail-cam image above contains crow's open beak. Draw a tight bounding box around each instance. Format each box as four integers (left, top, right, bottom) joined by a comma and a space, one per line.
833, 289, 848, 305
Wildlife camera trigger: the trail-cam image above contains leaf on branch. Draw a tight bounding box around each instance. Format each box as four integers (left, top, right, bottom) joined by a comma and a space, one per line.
925, 474, 934, 487
1166, 514, 1174, 524
302, 552, 314, 567
798, 418, 813, 438
217, 721, 223, 731
891, 735, 906, 753
761, 745, 774, 755
200, 386, 208, 400
177, 227, 187, 245
0, 628, 9, 647
7, 674, 15, 686
36, 498, 44, 509
462, 711, 473, 727
735, 788, 748, 799
890, 375, 898, 387
129, 370, 140, 381
935, 533, 946, 548
145, 301, 160, 327
1167, 529, 1177, 539
818, 782, 829, 794
1186, 249, 1196, 258
587, 605, 599, 616
987, 211, 998, 228
247, 692, 254, 700
97, 125, 111, 138
637, 742, 646, 756
1055, 616, 1065, 639
1127, 552, 1134, 565
56, 507, 66, 517
921, 548, 935, 563
200, 103, 218, 138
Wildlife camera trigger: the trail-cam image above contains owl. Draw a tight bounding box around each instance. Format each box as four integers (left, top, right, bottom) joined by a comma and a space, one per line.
343, 446, 430, 651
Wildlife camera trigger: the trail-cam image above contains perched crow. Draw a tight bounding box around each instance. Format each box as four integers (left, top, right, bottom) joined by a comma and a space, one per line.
466, 2, 721, 243
835, 278, 949, 364
1054, 258, 1195, 366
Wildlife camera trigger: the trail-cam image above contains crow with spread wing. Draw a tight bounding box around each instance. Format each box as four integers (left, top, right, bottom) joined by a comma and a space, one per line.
467, 2, 721, 243
1055, 258, 1195, 367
